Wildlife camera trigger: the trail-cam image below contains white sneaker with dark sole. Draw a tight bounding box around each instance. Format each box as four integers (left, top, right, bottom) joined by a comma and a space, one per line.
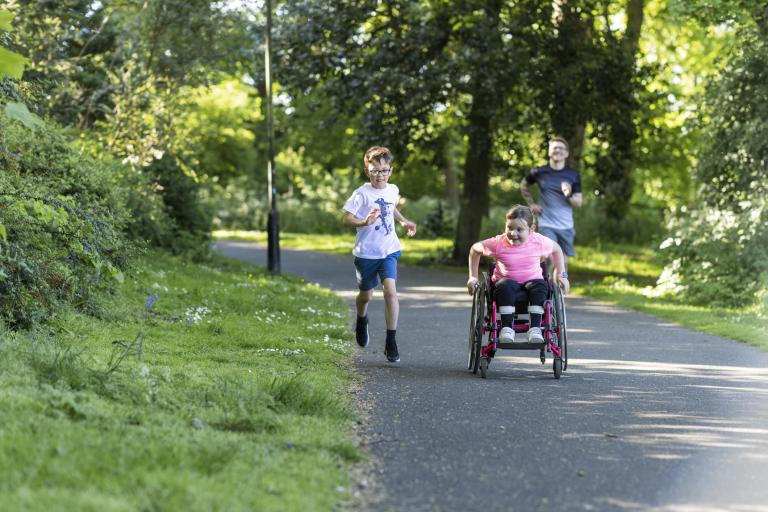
528, 327, 544, 344
499, 327, 515, 343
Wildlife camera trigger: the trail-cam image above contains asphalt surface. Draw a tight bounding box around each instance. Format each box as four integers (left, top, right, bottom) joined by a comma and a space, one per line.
216, 240, 768, 512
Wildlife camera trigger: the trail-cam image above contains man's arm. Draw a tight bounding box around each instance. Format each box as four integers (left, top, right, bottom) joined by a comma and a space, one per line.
519, 176, 542, 215
561, 180, 583, 208
568, 193, 583, 208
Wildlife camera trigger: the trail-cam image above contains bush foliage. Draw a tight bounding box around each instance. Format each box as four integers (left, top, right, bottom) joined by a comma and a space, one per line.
660, 28, 768, 309
146, 155, 213, 259
0, 115, 131, 327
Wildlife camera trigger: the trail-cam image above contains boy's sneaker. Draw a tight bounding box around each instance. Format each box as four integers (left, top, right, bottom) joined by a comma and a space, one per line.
528, 327, 544, 344
385, 338, 400, 363
355, 316, 369, 347
498, 326, 515, 343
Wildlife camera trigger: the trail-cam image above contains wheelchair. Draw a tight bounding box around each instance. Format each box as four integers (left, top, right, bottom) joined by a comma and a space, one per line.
468, 260, 568, 379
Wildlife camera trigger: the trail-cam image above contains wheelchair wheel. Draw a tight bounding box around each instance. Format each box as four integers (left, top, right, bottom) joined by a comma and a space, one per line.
467, 280, 485, 374
553, 358, 562, 379
553, 283, 568, 372
480, 357, 488, 379
467, 286, 478, 371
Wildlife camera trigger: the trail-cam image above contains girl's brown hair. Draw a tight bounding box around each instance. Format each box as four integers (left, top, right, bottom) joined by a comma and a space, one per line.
506, 205, 535, 227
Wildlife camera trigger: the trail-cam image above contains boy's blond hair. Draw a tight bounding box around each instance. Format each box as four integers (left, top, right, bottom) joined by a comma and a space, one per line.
363, 146, 393, 168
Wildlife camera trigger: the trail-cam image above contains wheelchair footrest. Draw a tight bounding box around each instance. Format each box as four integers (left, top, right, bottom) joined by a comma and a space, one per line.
496, 342, 546, 350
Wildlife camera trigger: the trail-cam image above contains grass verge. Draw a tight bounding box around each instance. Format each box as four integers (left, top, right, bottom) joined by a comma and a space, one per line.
213, 230, 454, 268
568, 243, 768, 350
0, 251, 360, 511
213, 231, 767, 350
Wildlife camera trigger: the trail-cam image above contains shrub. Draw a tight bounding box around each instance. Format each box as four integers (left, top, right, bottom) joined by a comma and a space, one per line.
0, 115, 131, 328
574, 200, 666, 246
403, 196, 457, 239
659, 28, 768, 309
659, 204, 768, 308
145, 155, 213, 259
74, 136, 179, 251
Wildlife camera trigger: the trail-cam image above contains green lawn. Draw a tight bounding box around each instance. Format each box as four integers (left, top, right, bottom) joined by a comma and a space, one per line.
0, 251, 360, 511
213, 230, 454, 267
568, 243, 768, 349
214, 230, 767, 350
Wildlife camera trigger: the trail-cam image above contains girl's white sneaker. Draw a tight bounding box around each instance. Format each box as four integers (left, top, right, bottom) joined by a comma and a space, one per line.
528, 327, 544, 343
499, 327, 515, 342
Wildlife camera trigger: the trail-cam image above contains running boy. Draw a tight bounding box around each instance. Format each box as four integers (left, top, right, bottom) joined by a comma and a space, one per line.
466, 205, 569, 344
342, 146, 417, 362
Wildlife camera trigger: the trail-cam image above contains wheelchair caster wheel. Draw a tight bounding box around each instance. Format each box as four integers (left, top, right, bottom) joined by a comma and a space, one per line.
553, 358, 563, 379
540, 348, 545, 364
480, 358, 488, 379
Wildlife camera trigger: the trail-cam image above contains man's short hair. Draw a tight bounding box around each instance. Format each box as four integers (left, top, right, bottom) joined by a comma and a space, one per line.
550, 136, 569, 152
364, 146, 393, 168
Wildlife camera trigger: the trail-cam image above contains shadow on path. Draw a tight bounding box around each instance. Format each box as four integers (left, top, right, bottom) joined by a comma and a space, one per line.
215, 240, 768, 512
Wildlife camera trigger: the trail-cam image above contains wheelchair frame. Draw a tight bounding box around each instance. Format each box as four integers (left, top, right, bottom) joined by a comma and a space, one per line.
468, 261, 568, 379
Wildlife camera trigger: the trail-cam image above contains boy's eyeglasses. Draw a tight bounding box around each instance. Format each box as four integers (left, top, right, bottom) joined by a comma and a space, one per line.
369, 169, 392, 176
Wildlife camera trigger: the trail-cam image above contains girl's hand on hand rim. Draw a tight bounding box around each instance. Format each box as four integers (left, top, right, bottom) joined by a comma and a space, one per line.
467, 277, 479, 295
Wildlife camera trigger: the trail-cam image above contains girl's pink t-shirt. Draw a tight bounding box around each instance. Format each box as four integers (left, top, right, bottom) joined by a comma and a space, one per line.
481, 232, 554, 284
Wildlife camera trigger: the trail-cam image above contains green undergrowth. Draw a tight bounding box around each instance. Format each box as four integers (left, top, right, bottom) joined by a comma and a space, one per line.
213, 230, 454, 267
568, 243, 767, 350
214, 231, 767, 350
0, 251, 360, 511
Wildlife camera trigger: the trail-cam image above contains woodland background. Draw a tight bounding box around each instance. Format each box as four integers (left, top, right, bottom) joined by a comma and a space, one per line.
1, 0, 767, 329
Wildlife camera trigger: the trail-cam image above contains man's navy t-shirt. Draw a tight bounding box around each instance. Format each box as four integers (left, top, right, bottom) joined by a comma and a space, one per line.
524, 165, 581, 230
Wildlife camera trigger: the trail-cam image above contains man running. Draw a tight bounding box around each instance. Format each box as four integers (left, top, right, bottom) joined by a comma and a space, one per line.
519, 136, 582, 268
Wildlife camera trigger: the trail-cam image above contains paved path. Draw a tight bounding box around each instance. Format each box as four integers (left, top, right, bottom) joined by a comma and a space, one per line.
216, 241, 768, 512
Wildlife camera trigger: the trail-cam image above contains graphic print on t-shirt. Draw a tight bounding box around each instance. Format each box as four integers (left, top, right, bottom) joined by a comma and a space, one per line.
374, 197, 394, 235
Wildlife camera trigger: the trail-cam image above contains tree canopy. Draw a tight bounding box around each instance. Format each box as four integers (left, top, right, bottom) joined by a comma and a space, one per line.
2, 0, 766, 307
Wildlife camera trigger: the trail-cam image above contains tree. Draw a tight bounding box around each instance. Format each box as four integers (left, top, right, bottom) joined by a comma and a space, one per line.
7, 0, 250, 148
537, 0, 647, 222
0, 9, 26, 80
1, 7, 41, 128
659, 2, 768, 308
277, 0, 549, 262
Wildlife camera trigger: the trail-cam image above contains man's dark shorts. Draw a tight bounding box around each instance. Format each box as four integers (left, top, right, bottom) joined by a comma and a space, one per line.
354, 251, 401, 291
537, 226, 576, 257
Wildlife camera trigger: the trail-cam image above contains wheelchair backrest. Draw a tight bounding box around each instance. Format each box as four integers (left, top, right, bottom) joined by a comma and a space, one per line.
487, 258, 552, 282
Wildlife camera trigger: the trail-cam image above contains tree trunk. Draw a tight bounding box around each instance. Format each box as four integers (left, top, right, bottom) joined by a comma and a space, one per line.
443, 135, 460, 210
623, 0, 644, 57
451, 93, 496, 264
549, 0, 593, 170
601, 0, 644, 220
566, 123, 586, 170
451, 0, 503, 264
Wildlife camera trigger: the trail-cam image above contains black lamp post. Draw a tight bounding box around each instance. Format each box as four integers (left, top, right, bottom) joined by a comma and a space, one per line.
265, 0, 280, 273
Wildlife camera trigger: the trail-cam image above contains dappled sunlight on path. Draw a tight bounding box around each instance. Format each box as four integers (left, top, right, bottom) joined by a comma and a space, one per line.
566, 357, 768, 383
215, 242, 768, 511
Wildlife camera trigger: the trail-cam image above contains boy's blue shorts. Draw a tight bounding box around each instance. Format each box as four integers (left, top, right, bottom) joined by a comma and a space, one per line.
354, 251, 401, 291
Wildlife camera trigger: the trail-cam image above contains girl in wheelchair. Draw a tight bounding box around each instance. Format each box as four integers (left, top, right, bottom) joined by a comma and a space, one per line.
466, 205, 569, 344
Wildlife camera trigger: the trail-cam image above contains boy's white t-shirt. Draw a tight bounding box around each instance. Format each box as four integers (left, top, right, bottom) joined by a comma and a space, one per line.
343, 183, 402, 259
